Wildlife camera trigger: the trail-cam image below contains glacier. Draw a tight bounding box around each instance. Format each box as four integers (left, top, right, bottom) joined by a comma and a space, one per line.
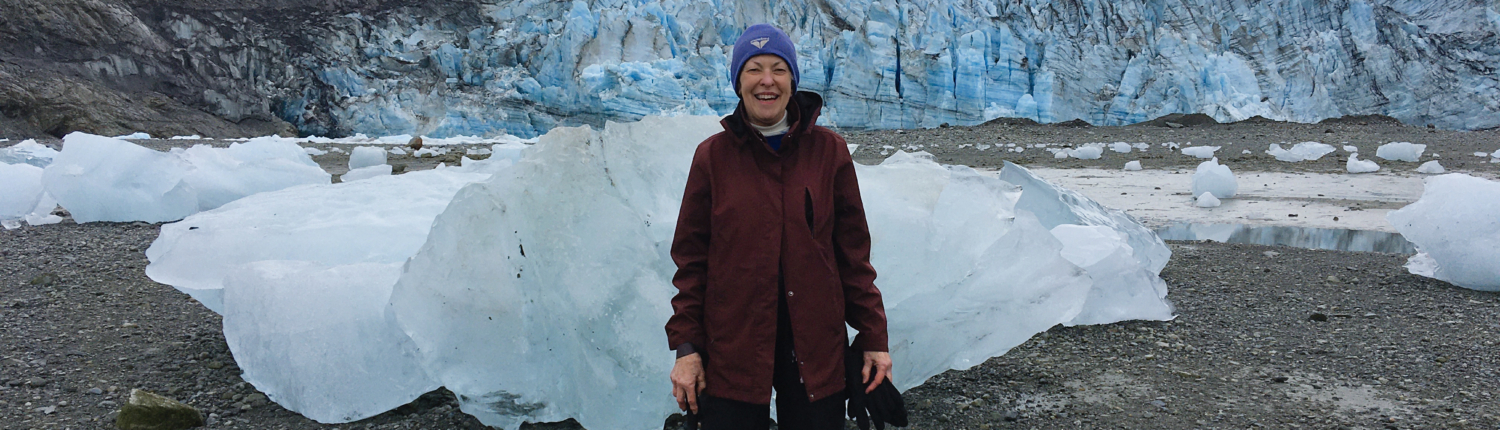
244, 0, 1499, 138
144, 115, 1173, 428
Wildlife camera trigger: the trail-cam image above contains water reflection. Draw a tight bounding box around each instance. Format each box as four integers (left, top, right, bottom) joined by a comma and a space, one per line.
1154, 223, 1417, 254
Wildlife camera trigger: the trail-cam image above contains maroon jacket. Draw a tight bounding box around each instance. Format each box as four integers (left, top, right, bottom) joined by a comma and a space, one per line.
665, 92, 889, 404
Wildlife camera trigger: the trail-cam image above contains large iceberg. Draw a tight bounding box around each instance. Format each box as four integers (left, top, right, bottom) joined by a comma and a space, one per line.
388, 116, 1170, 428
146, 115, 1173, 428
1387, 174, 1500, 291
146, 168, 494, 423
43, 133, 199, 223
42, 133, 329, 223
222, 261, 439, 423
146, 168, 492, 314
1050, 225, 1174, 326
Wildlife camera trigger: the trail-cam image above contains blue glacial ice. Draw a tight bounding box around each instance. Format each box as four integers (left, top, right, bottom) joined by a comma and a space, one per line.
270, 0, 1500, 138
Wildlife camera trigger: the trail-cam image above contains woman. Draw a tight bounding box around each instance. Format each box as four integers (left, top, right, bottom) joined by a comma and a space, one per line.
664, 24, 893, 429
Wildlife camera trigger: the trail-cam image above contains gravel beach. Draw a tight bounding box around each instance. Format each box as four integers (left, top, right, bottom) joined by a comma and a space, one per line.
2, 118, 1497, 429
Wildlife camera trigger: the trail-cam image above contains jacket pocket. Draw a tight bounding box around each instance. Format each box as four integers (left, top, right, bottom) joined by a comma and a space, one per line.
804, 187, 815, 232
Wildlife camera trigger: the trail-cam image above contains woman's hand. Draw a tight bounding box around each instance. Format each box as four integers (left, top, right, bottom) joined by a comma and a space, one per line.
671, 353, 706, 413
861, 351, 893, 393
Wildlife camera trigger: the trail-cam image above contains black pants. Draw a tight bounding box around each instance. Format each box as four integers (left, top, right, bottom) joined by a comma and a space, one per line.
698, 277, 845, 430
697, 344, 846, 430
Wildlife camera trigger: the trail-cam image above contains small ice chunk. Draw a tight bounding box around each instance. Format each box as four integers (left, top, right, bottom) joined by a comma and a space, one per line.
1053, 149, 1068, 159
1069, 146, 1103, 159
349, 146, 387, 170
329, 147, 347, 154
113, 132, 152, 140
0, 139, 60, 167
170, 135, 203, 140
1342, 145, 1358, 153
1375, 142, 1425, 162
1475, 152, 1491, 157
1416, 161, 1445, 174
1110, 142, 1133, 153
1267, 142, 1335, 162
341, 164, 393, 182
1346, 153, 1380, 173
976, 144, 991, 151
1132, 142, 1150, 151
304, 147, 328, 156
1404, 252, 1438, 278
1241, 149, 1251, 154
1191, 158, 1237, 199
0, 162, 47, 225
1195, 192, 1221, 208
466, 147, 492, 156
1123, 160, 1142, 171
389, 147, 408, 156
176, 138, 330, 211
24, 193, 62, 226
413, 147, 449, 157
1388, 174, 1500, 291
1180, 146, 1220, 159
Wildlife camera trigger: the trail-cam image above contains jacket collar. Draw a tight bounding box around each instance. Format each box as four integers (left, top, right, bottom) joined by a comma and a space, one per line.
721, 91, 825, 150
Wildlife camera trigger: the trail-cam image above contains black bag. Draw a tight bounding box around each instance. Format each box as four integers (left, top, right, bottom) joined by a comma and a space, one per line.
844, 348, 908, 429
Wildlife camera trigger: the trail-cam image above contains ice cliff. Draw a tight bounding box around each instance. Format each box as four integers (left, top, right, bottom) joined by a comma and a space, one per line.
279, 0, 1500, 136
3, 0, 1497, 139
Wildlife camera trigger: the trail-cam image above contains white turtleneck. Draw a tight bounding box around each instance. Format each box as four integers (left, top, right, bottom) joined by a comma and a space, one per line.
750, 111, 790, 137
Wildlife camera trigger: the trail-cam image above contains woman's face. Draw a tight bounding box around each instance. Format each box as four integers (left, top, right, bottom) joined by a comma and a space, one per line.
738, 54, 793, 127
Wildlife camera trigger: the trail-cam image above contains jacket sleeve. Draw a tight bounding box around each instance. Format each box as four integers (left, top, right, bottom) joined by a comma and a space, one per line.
829, 135, 889, 352
665, 142, 713, 352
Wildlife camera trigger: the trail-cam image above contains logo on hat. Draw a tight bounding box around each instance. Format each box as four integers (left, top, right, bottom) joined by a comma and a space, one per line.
750, 37, 769, 49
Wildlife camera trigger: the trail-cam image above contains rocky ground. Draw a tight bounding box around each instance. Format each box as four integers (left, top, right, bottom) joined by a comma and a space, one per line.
844, 114, 1500, 175
2, 118, 1498, 430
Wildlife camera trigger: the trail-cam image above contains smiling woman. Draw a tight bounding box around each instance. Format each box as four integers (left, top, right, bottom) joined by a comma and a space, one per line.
737, 55, 792, 128
665, 23, 899, 430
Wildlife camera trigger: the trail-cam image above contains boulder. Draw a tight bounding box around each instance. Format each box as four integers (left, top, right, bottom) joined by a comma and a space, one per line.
116, 389, 204, 430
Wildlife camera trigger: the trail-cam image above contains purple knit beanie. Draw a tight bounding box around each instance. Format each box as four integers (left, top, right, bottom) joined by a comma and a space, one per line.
729, 24, 799, 94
